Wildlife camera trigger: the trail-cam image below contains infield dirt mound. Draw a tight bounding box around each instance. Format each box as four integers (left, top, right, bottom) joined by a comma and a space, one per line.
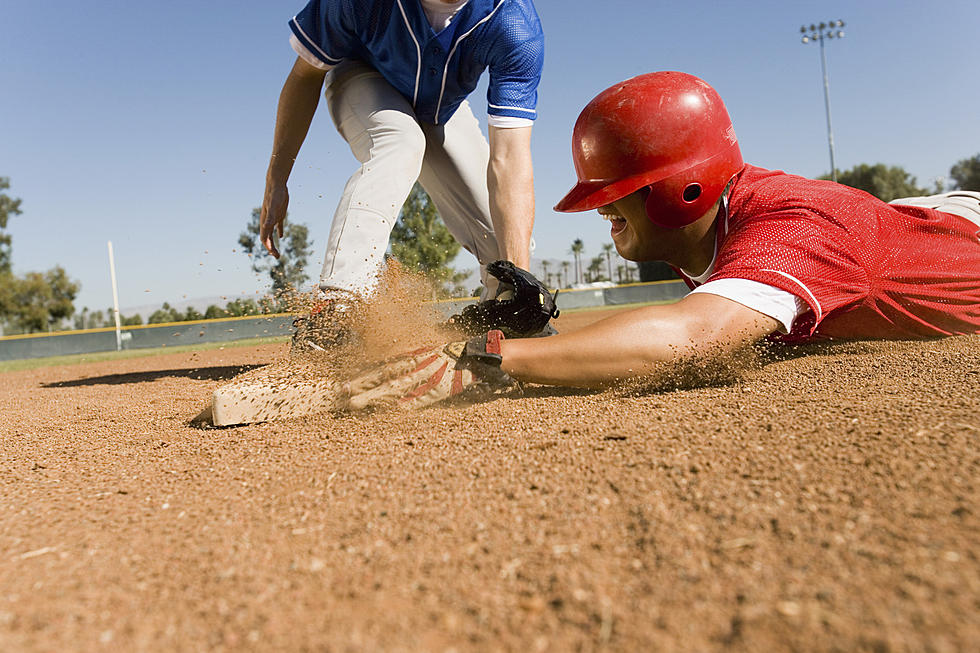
1, 306, 978, 652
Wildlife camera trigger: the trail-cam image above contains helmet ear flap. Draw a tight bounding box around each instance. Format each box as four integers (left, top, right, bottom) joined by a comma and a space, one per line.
638, 184, 700, 228
645, 155, 742, 228
645, 177, 705, 228
682, 183, 703, 203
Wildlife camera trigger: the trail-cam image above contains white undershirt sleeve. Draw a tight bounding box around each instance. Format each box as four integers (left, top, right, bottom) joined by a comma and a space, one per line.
689, 278, 808, 334
290, 33, 335, 71
487, 115, 534, 129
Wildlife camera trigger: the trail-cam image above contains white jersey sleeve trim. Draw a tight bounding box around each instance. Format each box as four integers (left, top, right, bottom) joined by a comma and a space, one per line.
487, 115, 533, 129
487, 102, 536, 116
289, 33, 336, 71
760, 269, 823, 322
689, 278, 808, 334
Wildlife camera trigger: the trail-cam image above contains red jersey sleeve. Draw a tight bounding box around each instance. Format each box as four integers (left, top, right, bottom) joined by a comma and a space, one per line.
707, 209, 868, 337
709, 166, 980, 341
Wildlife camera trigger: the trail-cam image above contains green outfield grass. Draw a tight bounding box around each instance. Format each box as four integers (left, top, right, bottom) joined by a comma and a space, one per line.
0, 336, 288, 373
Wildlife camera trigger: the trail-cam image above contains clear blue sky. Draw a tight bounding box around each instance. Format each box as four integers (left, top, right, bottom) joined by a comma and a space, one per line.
4, 0, 979, 314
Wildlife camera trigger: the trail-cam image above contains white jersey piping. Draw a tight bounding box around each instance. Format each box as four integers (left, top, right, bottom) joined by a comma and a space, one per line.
290, 17, 343, 65
436, 0, 507, 124
394, 0, 423, 107
760, 269, 823, 322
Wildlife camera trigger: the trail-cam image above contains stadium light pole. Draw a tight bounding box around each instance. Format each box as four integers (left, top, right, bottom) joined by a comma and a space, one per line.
800, 20, 845, 183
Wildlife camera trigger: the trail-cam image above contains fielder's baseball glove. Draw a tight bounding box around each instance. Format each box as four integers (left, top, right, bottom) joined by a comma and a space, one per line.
446, 260, 559, 337
338, 330, 514, 411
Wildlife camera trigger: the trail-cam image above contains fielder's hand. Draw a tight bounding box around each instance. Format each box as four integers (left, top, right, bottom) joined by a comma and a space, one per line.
338, 330, 514, 411
446, 260, 559, 337
260, 183, 289, 258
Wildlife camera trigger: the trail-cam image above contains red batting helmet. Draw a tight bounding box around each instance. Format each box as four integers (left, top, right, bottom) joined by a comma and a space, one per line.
554, 71, 744, 228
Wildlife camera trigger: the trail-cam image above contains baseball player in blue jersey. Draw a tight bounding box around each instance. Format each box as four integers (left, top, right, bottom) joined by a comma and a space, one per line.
259, 0, 545, 352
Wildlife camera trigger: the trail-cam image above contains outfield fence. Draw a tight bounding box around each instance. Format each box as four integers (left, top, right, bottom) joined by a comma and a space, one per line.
0, 279, 688, 361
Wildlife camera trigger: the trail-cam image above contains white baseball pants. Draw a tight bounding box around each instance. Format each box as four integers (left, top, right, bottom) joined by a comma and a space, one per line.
318, 60, 499, 298
890, 190, 980, 228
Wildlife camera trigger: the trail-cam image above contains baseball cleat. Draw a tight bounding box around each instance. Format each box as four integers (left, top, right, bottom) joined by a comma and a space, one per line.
289, 292, 360, 356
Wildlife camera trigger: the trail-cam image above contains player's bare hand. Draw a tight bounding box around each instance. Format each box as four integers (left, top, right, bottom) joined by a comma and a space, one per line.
260, 184, 289, 258
337, 331, 514, 411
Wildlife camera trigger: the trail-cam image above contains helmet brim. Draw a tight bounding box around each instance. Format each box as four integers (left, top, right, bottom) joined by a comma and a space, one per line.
554, 174, 654, 213
554, 179, 613, 213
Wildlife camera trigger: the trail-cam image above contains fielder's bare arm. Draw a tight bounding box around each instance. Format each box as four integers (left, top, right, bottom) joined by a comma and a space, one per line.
258, 0, 546, 353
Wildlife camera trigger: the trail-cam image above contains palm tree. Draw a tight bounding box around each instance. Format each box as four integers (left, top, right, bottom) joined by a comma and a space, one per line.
569, 239, 585, 285
560, 261, 571, 288
587, 255, 605, 283
541, 259, 551, 288
624, 262, 636, 282
601, 243, 615, 282
74, 306, 90, 330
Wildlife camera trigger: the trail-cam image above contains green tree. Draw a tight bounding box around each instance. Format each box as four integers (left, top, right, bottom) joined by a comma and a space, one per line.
74, 306, 141, 329
3, 266, 79, 333
569, 239, 585, 285
224, 298, 262, 317
822, 163, 926, 202
0, 272, 14, 326
73, 307, 90, 330
586, 255, 606, 283
148, 302, 182, 324
390, 183, 468, 297
204, 304, 225, 319
44, 267, 80, 329
601, 243, 615, 282
950, 154, 980, 191
0, 177, 23, 275
616, 264, 628, 284
239, 209, 313, 302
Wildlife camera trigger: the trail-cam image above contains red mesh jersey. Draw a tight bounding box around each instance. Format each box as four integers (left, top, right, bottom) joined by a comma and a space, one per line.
706, 165, 980, 341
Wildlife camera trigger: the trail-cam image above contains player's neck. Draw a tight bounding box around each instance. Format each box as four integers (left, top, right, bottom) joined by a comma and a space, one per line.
668, 205, 720, 276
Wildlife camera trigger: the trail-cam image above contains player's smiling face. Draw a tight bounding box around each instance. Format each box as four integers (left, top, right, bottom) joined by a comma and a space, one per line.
598, 189, 719, 270
598, 191, 664, 262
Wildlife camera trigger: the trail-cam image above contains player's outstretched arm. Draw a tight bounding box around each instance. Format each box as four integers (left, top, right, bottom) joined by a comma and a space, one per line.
335, 293, 779, 412
487, 125, 535, 270
499, 292, 780, 388
260, 57, 327, 258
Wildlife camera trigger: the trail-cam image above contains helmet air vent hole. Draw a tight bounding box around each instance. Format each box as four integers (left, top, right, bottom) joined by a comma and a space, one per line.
682, 183, 702, 203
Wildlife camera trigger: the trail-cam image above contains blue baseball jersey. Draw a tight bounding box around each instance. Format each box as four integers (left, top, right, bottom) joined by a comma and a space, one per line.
289, 0, 544, 125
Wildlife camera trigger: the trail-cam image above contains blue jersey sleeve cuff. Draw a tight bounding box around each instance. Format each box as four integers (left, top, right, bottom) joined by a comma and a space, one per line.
487, 102, 537, 120
289, 16, 343, 67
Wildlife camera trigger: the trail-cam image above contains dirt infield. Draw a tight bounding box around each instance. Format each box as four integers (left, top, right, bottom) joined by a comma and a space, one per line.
2, 305, 978, 652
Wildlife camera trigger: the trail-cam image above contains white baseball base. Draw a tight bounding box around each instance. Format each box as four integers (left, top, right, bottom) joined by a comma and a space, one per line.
198, 361, 341, 427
